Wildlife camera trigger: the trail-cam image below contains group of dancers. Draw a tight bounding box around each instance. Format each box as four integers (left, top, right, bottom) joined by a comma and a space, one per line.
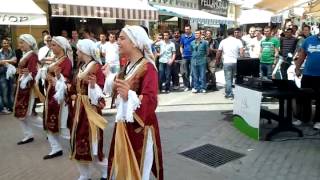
12, 25, 163, 180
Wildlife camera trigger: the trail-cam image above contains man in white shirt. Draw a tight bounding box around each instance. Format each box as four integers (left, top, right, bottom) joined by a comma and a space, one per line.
242, 26, 255, 57
38, 34, 54, 66
104, 33, 120, 73
216, 28, 244, 99
249, 27, 264, 58
96, 33, 108, 65
156, 31, 176, 93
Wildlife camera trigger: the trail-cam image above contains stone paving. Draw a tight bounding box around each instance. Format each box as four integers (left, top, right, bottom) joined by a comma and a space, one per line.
0, 86, 320, 180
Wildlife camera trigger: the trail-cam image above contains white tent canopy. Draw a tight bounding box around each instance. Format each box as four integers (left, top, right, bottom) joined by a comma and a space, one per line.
0, 0, 47, 25
238, 9, 274, 25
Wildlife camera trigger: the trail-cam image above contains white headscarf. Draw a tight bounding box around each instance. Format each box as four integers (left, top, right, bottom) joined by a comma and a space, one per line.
52, 36, 73, 66
121, 25, 156, 67
19, 34, 38, 51
77, 39, 101, 64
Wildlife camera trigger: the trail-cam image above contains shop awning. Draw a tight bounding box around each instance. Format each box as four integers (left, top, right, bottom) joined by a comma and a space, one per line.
49, 0, 158, 21
305, 0, 320, 16
0, 0, 47, 25
237, 9, 274, 25
153, 5, 233, 25
255, 0, 295, 12
255, 0, 310, 13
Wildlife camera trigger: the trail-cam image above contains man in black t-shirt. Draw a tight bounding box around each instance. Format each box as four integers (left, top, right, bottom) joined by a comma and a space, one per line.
206, 30, 219, 91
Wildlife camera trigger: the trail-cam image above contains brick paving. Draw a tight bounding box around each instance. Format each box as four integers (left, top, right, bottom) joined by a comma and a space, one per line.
0, 86, 320, 180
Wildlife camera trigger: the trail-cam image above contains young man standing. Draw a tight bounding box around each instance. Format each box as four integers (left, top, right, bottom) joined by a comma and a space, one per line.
0, 38, 17, 113
216, 28, 244, 99
180, 25, 195, 91
157, 31, 176, 93
280, 28, 298, 79
260, 26, 280, 79
171, 29, 182, 90
206, 30, 219, 91
295, 32, 320, 129
104, 33, 120, 73
190, 30, 208, 93
96, 33, 108, 65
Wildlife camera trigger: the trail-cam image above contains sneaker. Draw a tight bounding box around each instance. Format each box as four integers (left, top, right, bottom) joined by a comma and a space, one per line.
191, 88, 198, 93
292, 120, 302, 126
200, 89, 206, 93
313, 122, 320, 130
184, 88, 189, 92
1, 108, 11, 114
225, 95, 234, 100
166, 90, 170, 93
161, 90, 166, 93
173, 86, 180, 90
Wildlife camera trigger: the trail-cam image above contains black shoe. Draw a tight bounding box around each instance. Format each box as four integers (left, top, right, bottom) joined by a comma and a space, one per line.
17, 137, 34, 145
100, 178, 107, 180
43, 150, 63, 160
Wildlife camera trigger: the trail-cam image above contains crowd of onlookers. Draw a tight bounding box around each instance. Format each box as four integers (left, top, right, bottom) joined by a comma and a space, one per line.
0, 23, 319, 130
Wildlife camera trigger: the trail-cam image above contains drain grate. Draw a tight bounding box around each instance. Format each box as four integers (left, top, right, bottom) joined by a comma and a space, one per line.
179, 144, 245, 168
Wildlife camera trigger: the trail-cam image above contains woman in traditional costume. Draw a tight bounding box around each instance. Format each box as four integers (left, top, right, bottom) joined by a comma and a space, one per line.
69, 39, 108, 180
14, 34, 41, 145
42, 36, 73, 159
105, 25, 163, 180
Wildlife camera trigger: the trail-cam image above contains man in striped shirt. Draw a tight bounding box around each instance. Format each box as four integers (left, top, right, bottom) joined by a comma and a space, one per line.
280, 28, 298, 79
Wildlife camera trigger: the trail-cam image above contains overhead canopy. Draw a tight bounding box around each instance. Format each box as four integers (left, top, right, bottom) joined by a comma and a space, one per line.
305, 0, 320, 16
255, 0, 310, 13
49, 0, 158, 21
238, 9, 274, 25
153, 5, 233, 25
0, 0, 47, 25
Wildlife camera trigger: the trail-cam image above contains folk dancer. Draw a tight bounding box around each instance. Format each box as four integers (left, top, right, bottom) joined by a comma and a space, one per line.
69, 39, 108, 180
14, 34, 44, 145
104, 25, 163, 180
42, 36, 73, 159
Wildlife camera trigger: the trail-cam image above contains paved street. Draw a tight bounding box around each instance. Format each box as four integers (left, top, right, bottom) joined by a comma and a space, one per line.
1, 85, 320, 180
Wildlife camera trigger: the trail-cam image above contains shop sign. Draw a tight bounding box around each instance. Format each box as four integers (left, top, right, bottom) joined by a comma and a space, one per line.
199, 0, 229, 17
271, 15, 283, 24
0, 13, 46, 25
149, 0, 197, 9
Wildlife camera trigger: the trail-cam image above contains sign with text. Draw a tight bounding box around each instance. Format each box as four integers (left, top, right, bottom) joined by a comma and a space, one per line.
199, 0, 229, 17
0, 13, 46, 25
149, 0, 197, 9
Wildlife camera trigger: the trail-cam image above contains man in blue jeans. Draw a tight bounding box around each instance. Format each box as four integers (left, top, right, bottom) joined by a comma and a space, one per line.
190, 30, 208, 93
156, 31, 176, 93
216, 28, 244, 99
0, 38, 17, 113
180, 24, 195, 91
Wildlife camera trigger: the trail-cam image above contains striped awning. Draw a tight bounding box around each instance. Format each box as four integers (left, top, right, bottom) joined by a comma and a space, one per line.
49, 0, 158, 21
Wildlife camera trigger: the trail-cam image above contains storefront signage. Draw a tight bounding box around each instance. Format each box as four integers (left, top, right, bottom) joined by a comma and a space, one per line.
0, 13, 46, 25
149, 0, 197, 9
199, 0, 229, 17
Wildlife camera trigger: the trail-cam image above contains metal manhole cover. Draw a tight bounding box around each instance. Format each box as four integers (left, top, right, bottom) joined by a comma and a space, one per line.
179, 144, 245, 168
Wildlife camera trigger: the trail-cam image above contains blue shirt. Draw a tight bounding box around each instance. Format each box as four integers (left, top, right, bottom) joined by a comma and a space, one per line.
180, 33, 195, 60
0, 48, 15, 76
156, 40, 176, 63
190, 40, 208, 66
302, 35, 320, 76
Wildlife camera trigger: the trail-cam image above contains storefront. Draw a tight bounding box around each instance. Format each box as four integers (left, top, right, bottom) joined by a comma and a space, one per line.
152, 4, 233, 33
48, 0, 158, 37
0, 0, 47, 47
148, 0, 198, 37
